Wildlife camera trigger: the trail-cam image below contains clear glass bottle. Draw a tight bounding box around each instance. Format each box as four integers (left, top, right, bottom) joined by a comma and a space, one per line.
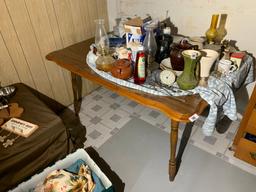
155, 27, 173, 63
95, 19, 109, 55
143, 25, 157, 74
94, 19, 114, 72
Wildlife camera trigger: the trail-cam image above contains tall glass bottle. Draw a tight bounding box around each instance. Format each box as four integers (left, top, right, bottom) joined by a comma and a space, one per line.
95, 19, 109, 55
143, 25, 157, 74
94, 19, 114, 72
205, 14, 219, 44
215, 14, 227, 44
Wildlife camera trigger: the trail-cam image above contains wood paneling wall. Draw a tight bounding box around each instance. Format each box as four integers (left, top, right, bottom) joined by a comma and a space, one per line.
0, 0, 109, 105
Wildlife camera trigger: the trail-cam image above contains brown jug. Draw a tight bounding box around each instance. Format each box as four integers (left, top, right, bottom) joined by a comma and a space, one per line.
111, 59, 133, 80
170, 39, 198, 71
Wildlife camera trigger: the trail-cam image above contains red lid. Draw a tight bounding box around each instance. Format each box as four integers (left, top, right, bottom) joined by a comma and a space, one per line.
231, 52, 246, 59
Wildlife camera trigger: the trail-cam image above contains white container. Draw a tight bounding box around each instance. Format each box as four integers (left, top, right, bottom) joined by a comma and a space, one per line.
10, 149, 113, 192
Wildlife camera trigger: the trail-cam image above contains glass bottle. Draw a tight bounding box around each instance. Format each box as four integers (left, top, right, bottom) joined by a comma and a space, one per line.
215, 14, 227, 44
205, 14, 219, 44
155, 27, 173, 63
143, 25, 157, 74
95, 19, 109, 55
94, 19, 114, 72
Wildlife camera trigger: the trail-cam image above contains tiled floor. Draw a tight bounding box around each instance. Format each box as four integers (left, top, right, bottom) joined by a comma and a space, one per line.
71, 86, 256, 176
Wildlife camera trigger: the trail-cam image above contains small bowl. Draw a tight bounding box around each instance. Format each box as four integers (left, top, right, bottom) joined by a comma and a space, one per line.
0, 86, 16, 97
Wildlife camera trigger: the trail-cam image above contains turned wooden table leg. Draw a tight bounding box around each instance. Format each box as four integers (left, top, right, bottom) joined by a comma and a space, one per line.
71, 72, 82, 115
169, 119, 179, 181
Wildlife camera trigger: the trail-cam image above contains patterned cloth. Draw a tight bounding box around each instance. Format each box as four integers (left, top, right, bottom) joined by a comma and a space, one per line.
87, 52, 254, 136
42, 164, 95, 192
193, 55, 254, 135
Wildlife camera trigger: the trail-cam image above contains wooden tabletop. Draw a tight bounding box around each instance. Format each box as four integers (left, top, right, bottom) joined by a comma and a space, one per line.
46, 38, 208, 122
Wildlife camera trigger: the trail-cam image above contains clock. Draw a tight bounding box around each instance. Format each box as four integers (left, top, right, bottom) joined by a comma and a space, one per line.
159, 70, 176, 86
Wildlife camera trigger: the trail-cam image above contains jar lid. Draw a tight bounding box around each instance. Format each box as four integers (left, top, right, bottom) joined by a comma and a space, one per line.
114, 59, 130, 68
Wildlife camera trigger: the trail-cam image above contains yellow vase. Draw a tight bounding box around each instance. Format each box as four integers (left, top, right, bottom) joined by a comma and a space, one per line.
205, 14, 219, 44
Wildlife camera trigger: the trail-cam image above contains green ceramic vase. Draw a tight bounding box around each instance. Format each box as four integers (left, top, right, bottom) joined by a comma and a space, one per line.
177, 50, 201, 90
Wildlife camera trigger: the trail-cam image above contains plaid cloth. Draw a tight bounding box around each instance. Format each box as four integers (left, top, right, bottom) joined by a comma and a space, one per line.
193, 55, 254, 135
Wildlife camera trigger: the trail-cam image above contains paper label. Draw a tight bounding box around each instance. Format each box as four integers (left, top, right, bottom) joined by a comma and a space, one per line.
138, 57, 145, 78
189, 113, 199, 122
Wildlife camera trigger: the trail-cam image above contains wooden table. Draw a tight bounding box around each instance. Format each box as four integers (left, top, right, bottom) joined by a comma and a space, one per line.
46, 38, 208, 181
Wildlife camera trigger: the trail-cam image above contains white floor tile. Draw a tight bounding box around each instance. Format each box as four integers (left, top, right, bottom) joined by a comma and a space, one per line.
119, 99, 146, 115
94, 86, 108, 95
79, 112, 93, 127
139, 108, 168, 127
191, 127, 233, 155
101, 89, 126, 104
100, 108, 131, 129
80, 99, 111, 118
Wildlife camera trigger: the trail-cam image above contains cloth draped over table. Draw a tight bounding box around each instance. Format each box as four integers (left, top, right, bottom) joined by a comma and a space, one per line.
193, 55, 254, 135
87, 51, 254, 136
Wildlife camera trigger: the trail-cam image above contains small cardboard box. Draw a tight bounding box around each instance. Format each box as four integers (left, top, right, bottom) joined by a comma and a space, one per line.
124, 16, 151, 44
230, 52, 246, 69
11, 149, 113, 192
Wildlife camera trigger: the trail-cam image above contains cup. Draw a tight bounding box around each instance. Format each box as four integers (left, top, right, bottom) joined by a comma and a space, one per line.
217, 59, 232, 75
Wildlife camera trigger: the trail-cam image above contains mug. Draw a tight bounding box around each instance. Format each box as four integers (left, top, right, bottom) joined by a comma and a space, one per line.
229, 63, 238, 73
217, 59, 232, 74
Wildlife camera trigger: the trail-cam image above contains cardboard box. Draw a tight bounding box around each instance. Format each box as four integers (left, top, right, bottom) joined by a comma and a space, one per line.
230, 52, 246, 69
124, 16, 151, 44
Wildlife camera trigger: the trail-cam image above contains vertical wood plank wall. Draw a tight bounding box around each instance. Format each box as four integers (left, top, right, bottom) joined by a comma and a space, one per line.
0, 0, 109, 105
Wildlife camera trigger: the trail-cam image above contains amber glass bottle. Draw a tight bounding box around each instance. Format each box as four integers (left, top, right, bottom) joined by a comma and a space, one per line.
215, 14, 227, 44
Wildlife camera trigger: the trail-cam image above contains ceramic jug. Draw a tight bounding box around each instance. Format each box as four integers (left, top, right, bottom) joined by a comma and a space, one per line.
177, 50, 201, 90
111, 59, 132, 80
170, 39, 198, 71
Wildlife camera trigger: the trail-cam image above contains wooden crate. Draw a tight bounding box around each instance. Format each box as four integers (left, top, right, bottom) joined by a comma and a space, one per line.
234, 138, 256, 166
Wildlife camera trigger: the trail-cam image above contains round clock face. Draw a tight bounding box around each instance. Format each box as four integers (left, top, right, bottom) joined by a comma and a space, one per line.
160, 70, 176, 86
